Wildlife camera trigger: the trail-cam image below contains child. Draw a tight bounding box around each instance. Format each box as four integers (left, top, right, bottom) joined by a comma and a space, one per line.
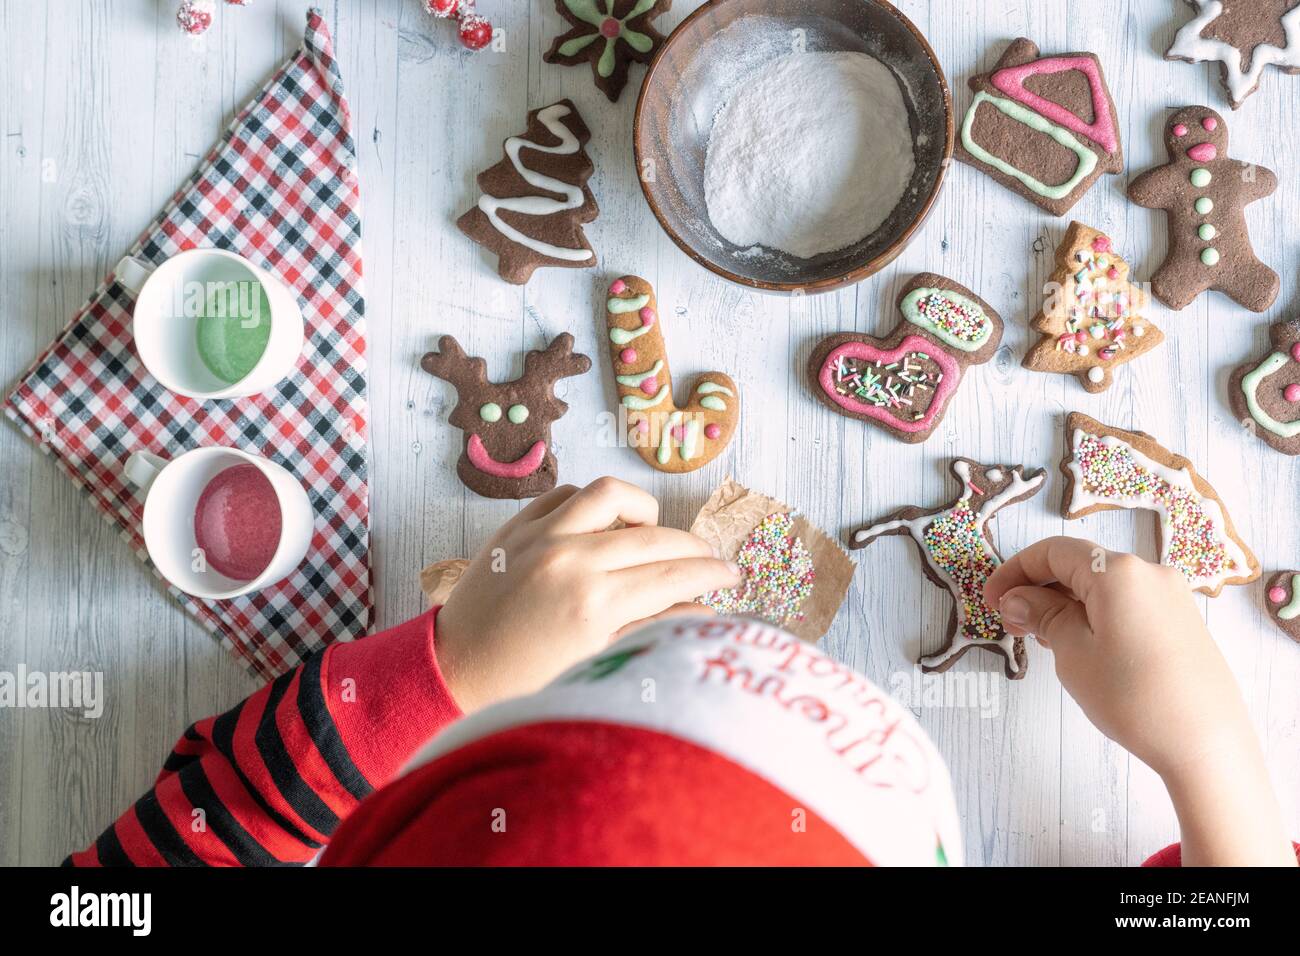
66, 478, 1296, 866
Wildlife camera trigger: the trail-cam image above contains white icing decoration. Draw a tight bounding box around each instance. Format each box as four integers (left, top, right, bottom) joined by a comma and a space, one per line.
615, 359, 663, 387
1088, 366, 1105, 383
1064, 428, 1252, 591
696, 382, 734, 396
476, 103, 595, 262
1168, 1, 1300, 106
1241, 351, 1300, 438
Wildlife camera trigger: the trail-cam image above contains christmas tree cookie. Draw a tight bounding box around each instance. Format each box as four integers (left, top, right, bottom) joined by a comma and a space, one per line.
1022, 222, 1164, 393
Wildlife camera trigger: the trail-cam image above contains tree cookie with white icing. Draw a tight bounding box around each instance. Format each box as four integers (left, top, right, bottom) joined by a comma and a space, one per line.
457, 100, 599, 285
808, 274, 1003, 444
1166, 0, 1300, 109
604, 275, 739, 473
1229, 317, 1300, 455
1060, 412, 1259, 596
849, 459, 1047, 680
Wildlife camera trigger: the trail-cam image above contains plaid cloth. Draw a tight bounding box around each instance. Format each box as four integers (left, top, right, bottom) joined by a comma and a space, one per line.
3, 10, 371, 680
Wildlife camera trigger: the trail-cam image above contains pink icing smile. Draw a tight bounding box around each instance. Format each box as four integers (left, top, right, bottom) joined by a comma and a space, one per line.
1187, 142, 1217, 162
818, 335, 961, 433
990, 56, 1119, 154
466, 434, 546, 479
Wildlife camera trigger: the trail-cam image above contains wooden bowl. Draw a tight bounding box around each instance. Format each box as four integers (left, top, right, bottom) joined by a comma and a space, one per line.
634, 0, 953, 294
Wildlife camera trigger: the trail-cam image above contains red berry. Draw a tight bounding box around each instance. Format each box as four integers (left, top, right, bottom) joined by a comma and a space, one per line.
425, 0, 459, 16
176, 0, 215, 35
458, 14, 492, 50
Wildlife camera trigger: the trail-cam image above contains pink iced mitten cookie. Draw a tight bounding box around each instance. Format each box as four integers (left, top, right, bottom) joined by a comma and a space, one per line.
849, 459, 1047, 680
421, 333, 591, 499
1264, 572, 1300, 643
1127, 107, 1279, 312
1166, 0, 1300, 109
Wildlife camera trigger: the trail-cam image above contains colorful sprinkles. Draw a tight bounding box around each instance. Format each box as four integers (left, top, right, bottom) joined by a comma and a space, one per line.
701, 512, 815, 626
831, 351, 942, 422
1073, 434, 1234, 583
914, 293, 987, 345
1055, 235, 1145, 363
922, 500, 1001, 641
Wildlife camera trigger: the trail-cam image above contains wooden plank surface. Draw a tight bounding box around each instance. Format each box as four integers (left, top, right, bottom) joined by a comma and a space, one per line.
1, 0, 1296, 865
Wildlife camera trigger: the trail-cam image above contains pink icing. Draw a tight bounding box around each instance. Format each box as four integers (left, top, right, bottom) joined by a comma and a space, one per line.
619, 348, 637, 364
639, 307, 656, 326
1172, 123, 1188, 137
670, 424, 685, 439
1202, 116, 1217, 131
1286, 384, 1300, 403
1107, 266, 1119, 280
639, 376, 658, 395
1291, 342, 1300, 362
1092, 235, 1111, 253
633, 417, 649, 434
608, 278, 626, 294
817, 334, 961, 434
1269, 586, 1288, 603
990, 56, 1118, 154
466, 434, 546, 479
599, 17, 621, 38
704, 423, 721, 439
1187, 142, 1217, 162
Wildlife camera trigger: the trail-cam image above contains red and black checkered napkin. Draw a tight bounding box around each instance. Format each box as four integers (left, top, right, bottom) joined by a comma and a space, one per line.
4, 10, 371, 679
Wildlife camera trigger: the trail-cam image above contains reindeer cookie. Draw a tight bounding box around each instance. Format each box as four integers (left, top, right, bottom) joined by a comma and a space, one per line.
421, 333, 591, 499
849, 459, 1047, 680
1127, 106, 1279, 312
604, 276, 739, 473
1230, 317, 1300, 455
808, 274, 1003, 444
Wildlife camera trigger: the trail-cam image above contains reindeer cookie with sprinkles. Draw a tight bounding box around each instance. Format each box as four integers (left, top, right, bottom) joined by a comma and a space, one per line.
604, 275, 739, 473
850, 459, 1047, 680
1060, 412, 1259, 596
808, 274, 1003, 444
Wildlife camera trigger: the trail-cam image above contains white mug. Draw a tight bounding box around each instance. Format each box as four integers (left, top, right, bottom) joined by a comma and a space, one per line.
125, 446, 314, 600
116, 248, 304, 400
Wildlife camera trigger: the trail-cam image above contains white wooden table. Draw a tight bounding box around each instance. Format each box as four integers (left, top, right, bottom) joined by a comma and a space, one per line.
2, 0, 1297, 866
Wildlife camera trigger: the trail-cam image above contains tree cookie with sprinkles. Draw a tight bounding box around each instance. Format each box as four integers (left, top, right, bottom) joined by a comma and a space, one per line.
807, 274, 1003, 445
849, 459, 1047, 680
1166, 0, 1300, 110
543, 0, 673, 102
956, 37, 1123, 216
1263, 570, 1300, 643
1022, 222, 1164, 393
1229, 317, 1300, 455
1060, 412, 1259, 596
1127, 106, 1278, 312
604, 275, 739, 473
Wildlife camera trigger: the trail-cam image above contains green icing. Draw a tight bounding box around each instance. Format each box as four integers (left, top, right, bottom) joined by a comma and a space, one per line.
1195, 197, 1213, 214
1198, 223, 1217, 241
1190, 168, 1212, 187
561, 0, 606, 27
1242, 351, 1300, 438
558, 33, 599, 56
507, 403, 529, 424
699, 395, 726, 411
610, 325, 650, 346
960, 91, 1098, 200
1280, 574, 1300, 620
607, 293, 649, 314
696, 381, 733, 396
622, 384, 669, 409
616, 359, 663, 386
900, 287, 992, 352
479, 402, 502, 422
657, 410, 681, 465
1201, 247, 1220, 266
597, 37, 618, 77
680, 418, 701, 460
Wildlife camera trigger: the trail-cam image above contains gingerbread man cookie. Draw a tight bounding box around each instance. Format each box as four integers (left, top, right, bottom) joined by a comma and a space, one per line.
1229, 317, 1300, 454
604, 276, 739, 473
421, 333, 591, 499
543, 0, 673, 102
1022, 222, 1164, 393
956, 37, 1123, 216
1060, 412, 1259, 596
1264, 571, 1300, 643
1167, 1, 1300, 109
1127, 106, 1279, 312
850, 459, 1047, 680
808, 274, 1003, 444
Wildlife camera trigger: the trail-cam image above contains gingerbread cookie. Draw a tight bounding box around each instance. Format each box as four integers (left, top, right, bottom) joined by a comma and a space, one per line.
1127, 106, 1279, 312
850, 459, 1047, 680
956, 37, 1123, 216
1229, 317, 1300, 454
543, 0, 672, 102
807, 274, 1003, 444
1022, 222, 1164, 393
457, 100, 599, 285
604, 276, 739, 473
1167, 1, 1300, 109
421, 333, 591, 499
1060, 412, 1259, 596
1263, 571, 1300, 643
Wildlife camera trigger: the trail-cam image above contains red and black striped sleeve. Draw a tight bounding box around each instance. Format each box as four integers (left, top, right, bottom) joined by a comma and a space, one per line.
65, 608, 462, 866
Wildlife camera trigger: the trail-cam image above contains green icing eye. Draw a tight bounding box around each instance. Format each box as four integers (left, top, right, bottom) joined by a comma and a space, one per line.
508, 404, 529, 424
479, 403, 502, 422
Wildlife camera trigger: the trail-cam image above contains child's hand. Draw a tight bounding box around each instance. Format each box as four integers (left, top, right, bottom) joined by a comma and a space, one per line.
435, 477, 740, 714
986, 536, 1295, 865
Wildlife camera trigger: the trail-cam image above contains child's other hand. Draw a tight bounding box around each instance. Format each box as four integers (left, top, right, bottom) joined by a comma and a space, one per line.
435, 477, 740, 714
986, 536, 1296, 866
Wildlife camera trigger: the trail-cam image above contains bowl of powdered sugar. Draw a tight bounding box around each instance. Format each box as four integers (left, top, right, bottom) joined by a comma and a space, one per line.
634, 0, 952, 293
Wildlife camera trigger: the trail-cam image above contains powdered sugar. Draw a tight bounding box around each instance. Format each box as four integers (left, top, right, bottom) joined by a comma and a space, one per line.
703, 51, 915, 259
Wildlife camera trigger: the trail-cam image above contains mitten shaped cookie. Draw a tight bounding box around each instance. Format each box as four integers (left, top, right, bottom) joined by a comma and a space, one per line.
1127, 106, 1279, 312
849, 459, 1047, 680
808, 274, 1002, 444
604, 276, 739, 473
1230, 317, 1300, 454
543, 0, 673, 102
422, 333, 591, 499
956, 37, 1123, 215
